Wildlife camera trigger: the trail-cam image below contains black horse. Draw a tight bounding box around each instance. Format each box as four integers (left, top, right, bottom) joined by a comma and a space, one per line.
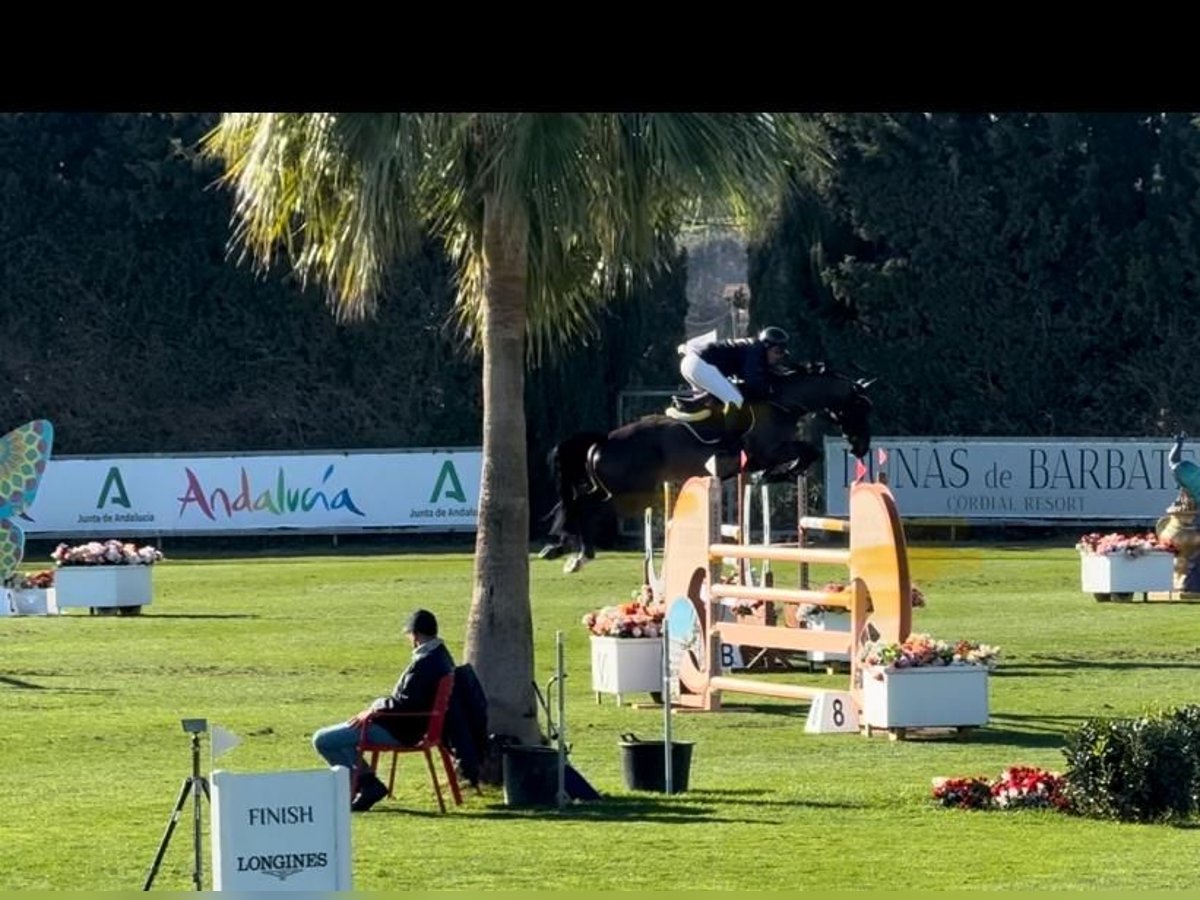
539, 364, 874, 572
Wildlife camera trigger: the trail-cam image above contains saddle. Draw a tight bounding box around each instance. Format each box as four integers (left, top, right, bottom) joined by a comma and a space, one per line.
664, 395, 749, 455
665, 392, 717, 422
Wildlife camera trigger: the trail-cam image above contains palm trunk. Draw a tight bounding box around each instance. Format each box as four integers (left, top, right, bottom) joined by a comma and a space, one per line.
463, 193, 539, 748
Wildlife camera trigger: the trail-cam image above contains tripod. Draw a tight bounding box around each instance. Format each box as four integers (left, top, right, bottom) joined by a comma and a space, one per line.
143, 729, 209, 891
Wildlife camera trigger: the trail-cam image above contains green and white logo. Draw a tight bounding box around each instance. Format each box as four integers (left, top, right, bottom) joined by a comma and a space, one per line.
97, 466, 131, 509
429, 461, 466, 503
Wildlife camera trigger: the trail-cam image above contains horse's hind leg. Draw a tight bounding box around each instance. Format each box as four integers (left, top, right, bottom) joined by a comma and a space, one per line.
561, 529, 596, 574
539, 501, 579, 560
562, 496, 603, 573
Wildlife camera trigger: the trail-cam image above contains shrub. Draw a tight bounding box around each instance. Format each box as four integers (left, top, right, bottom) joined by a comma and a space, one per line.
1061, 710, 1198, 823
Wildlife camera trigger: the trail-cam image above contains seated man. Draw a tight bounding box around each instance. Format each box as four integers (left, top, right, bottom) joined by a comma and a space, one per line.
312, 608, 456, 812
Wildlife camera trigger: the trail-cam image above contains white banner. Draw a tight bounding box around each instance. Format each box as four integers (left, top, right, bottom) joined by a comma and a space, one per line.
21, 449, 481, 536
823, 437, 1189, 521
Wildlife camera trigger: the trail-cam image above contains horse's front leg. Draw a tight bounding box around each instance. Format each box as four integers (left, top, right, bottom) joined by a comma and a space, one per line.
753, 440, 821, 483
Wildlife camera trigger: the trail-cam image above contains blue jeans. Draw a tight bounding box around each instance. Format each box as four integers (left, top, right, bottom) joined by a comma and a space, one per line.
312, 719, 403, 783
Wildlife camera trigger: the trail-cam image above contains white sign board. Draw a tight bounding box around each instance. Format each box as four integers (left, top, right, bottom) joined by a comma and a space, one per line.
824, 437, 1188, 521
19, 449, 481, 536
210, 767, 352, 892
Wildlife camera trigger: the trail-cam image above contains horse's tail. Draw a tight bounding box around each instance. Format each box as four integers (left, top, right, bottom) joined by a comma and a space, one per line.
547, 431, 606, 540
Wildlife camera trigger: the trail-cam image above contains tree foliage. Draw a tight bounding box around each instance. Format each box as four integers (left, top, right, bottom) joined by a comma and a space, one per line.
751, 112, 1200, 440
6, 111, 1200, 529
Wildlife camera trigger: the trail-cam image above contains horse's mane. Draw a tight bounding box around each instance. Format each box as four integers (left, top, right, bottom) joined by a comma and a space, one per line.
771, 360, 855, 382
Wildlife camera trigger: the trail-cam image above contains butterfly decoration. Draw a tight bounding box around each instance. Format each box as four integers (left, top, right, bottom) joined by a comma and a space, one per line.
0, 420, 55, 582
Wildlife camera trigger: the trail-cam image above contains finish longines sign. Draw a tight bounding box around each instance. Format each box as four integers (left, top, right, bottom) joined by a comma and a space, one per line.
823, 437, 1189, 521
210, 767, 352, 891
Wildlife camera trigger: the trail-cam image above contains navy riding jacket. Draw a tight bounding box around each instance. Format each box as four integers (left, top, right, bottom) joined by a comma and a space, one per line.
696, 338, 773, 399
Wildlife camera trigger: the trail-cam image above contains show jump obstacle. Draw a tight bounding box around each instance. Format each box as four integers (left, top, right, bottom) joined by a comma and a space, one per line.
661, 475, 912, 712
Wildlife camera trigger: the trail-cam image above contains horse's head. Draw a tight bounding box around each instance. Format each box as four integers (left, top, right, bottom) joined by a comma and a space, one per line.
769, 367, 874, 459
828, 380, 873, 460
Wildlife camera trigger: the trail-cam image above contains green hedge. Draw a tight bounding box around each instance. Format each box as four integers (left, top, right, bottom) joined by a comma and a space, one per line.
1061, 704, 1200, 822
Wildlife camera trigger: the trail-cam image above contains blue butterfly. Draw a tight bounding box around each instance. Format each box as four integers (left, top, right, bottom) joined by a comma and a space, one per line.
0, 420, 55, 581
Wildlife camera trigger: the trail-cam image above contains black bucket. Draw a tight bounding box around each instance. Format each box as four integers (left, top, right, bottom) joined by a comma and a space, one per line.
618, 733, 694, 793
502, 745, 560, 807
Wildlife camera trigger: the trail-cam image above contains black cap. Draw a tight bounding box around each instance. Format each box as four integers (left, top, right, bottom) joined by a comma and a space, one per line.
404, 609, 438, 637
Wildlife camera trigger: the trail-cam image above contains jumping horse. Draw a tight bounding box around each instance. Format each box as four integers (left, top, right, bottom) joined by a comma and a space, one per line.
539, 364, 874, 572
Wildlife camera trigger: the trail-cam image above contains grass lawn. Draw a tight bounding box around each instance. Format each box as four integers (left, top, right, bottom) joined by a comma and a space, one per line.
2, 541, 1199, 890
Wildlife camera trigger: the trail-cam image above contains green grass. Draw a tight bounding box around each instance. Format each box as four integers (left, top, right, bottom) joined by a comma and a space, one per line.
3, 543, 1200, 890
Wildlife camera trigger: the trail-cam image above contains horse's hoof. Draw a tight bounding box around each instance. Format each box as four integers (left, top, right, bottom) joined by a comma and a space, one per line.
538, 543, 565, 561
563, 555, 585, 574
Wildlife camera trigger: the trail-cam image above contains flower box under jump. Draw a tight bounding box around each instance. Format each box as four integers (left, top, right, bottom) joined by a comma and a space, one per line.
862, 665, 990, 739
583, 587, 666, 703
858, 632, 997, 740
589, 636, 664, 702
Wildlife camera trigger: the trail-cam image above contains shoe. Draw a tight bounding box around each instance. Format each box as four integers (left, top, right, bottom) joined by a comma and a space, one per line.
351, 774, 389, 812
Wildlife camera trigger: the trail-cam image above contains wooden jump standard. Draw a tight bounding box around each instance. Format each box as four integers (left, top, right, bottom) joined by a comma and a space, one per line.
661, 475, 912, 712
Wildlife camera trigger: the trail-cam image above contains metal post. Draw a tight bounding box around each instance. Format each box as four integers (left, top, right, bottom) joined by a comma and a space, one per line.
662, 618, 673, 795
190, 733, 203, 891
555, 631, 568, 811
798, 473, 809, 589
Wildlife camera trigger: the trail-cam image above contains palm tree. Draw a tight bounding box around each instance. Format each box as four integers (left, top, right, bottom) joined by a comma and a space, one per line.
204, 113, 813, 746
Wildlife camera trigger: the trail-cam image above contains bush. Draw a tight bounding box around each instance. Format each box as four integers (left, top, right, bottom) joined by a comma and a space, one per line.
1061, 707, 1200, 823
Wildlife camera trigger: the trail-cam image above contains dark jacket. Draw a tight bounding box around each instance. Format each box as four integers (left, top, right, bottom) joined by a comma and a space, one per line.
697, 338, 773, 399
370, 638, 456, 744
443, 663, 490, 786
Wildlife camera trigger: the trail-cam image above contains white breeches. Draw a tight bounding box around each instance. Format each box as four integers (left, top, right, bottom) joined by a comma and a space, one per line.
680, 352, 744, 407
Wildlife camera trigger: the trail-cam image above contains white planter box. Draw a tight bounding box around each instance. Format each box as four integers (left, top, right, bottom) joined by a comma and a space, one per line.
10, 588, 58, 616
806, 611, 850, 663
862, 665, 989, 730
590, 636, 663, 696
1080, 551, 1174, 595
54, 565, 153, 610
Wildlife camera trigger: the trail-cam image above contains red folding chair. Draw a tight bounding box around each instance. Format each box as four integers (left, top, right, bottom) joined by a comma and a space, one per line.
353, 672, 463, 813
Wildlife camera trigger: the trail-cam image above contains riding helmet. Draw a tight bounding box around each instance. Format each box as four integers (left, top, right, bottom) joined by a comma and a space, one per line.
758, 326, 789, 347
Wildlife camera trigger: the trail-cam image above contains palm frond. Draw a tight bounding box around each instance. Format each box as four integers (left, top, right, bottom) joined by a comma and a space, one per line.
206, 112, 826, 354
202, 113, 425, 320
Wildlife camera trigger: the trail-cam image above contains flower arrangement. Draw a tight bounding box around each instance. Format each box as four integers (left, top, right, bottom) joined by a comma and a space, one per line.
52, 540, 164, 567
3, 569, 54, 590
718, 573, 762, 616
860, 632, 1000, 671
799, 581, 927, 623
582, 585, 665, 638
932, 766, 1068, 811
1076, 531, 1174, 557
930, 775, 993, 810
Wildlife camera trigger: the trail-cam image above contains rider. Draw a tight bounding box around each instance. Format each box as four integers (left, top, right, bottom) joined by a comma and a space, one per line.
678, 326, 791, 413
